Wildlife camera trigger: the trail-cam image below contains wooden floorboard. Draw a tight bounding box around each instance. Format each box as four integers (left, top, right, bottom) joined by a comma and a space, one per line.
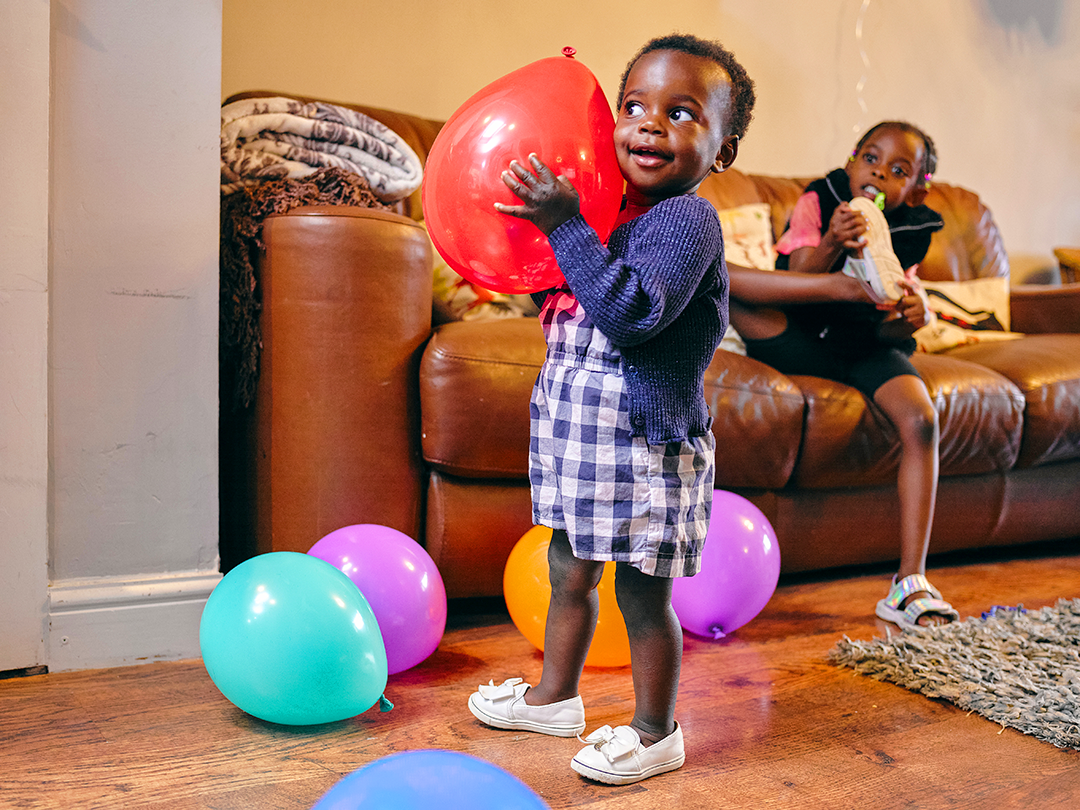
2, 543, 1078, 809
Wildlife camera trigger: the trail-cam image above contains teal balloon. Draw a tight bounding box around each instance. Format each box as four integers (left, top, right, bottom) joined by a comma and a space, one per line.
200, 552, 388, 725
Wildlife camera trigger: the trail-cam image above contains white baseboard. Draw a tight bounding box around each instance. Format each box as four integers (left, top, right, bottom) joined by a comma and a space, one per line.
48, 570, 221, 672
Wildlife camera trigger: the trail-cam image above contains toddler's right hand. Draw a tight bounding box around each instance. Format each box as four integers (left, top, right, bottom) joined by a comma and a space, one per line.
494, 153, 581, 236
826, 202, 868, 252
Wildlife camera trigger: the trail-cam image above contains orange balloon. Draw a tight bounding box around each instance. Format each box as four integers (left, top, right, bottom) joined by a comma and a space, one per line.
503, 525, 631, 668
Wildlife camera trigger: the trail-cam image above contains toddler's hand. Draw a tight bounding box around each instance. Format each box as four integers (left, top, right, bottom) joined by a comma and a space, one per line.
826, 202, 868, 252
494, 154, 580, 236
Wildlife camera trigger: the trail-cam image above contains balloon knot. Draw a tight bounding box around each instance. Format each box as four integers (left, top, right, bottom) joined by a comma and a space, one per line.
562, 46, 577, 58
379, 694, 394, 713
711, 625, 727, 640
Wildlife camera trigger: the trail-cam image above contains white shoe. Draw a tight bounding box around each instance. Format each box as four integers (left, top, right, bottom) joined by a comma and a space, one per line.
570, 723, 685, 785
848, 196, 906, 303
468, 678, 586, 737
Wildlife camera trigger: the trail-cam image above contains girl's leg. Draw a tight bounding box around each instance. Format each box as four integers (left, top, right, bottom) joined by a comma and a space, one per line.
872, 374, 949, 625
613, 562, 680, 746
524, 529, 605, 706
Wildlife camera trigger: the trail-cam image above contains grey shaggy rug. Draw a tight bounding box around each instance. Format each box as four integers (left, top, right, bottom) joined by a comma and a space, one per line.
829, 598, 1080, 750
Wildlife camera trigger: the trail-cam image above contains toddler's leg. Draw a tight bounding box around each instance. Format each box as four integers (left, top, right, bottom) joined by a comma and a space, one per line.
526, 529, 605, 706
569, 563, 686, 784
467, 529, 595, 737
613, 563, 680, 744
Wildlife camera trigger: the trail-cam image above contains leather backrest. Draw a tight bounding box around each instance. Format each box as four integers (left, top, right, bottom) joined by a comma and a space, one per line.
224, 92, 1009, 283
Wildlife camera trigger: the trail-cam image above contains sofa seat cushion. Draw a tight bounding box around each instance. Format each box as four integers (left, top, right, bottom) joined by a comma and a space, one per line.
705, 351, 804, 490
421, 319, 809, 489
791, 354, 1025, 489
420, 318, 544, 478
945, 334, 1080, 468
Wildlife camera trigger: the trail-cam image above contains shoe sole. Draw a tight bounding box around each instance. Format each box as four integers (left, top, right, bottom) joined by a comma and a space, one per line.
467, 694, 585, 737
570, 752, 685, 785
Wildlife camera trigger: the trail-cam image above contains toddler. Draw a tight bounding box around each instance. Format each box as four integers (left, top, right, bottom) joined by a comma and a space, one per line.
467, 33, 755, 785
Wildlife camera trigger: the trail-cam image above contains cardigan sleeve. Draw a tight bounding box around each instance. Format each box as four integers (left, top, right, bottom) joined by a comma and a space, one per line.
546, 195, 723, 348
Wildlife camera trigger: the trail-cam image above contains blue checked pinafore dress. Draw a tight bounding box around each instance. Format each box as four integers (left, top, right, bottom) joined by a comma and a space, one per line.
529, 290, 715, 578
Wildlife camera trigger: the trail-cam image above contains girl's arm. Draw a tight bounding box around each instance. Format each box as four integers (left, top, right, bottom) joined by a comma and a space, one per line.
786, 201, 867, 274
728, 263, 872, 305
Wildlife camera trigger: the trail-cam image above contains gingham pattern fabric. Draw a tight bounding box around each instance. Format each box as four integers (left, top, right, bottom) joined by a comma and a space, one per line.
530, 292, 715, 578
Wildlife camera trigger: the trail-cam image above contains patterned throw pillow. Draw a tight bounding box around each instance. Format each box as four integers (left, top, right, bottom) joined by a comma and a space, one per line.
420, 220, 537, 322
716, 203, 776, 355
912, 276, 1024, 353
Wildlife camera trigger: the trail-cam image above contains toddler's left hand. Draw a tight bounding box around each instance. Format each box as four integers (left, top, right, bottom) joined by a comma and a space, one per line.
495, 153, 581, 236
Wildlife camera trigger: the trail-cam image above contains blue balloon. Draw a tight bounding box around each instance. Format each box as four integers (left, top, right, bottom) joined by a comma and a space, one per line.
312, 750, 549, 809
200, 552, 388, 725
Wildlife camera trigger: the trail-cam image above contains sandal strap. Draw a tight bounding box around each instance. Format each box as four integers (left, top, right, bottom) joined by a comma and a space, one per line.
901, 596, 960, 625
882, 573, 942, 609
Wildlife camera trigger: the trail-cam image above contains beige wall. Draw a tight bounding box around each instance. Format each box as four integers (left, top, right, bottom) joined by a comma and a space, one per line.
222, 0, 1080, 269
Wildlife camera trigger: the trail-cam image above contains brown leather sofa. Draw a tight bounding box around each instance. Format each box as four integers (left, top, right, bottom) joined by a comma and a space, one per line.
220, 94, 1080, 599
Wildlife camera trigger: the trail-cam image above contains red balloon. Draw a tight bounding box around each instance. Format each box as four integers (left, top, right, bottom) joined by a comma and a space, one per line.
422, 49, 624, 294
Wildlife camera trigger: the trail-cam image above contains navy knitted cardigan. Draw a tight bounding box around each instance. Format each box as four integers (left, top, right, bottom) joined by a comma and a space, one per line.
538, 194, 727, 443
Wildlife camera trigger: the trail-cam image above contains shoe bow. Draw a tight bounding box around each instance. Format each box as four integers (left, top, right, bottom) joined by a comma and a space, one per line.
578, 725, 639, 762
477, 677, 524, 701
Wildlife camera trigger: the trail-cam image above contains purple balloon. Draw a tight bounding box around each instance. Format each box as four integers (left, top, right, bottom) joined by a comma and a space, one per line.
309, 524, 447, 674
671, 490, 781, 639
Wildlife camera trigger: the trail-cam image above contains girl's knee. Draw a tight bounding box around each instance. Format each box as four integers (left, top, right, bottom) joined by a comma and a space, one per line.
902, 401, 938, 445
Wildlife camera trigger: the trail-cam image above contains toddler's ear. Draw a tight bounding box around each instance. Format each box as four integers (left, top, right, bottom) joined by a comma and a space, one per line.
712, 135, 739, 173
907, 185, 929, 207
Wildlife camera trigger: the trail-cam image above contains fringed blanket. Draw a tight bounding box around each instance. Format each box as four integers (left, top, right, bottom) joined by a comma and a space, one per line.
220, 96, 423, 203
220, 168, 390, 412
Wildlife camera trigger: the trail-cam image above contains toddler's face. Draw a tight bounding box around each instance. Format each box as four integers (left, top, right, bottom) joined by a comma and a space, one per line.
614, 49, 737, 205
846, 127, 925, 212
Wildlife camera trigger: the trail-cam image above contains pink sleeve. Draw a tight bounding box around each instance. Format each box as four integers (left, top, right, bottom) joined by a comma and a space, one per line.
774, 191, 823, 256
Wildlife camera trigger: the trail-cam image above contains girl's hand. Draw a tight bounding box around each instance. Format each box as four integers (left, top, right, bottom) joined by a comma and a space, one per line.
494, 154, 580, 236
824, 202, 868, 252
885, 279, 930, 333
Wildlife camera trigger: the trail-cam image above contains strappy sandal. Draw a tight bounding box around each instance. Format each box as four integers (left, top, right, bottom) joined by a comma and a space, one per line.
875, 573, 959, 630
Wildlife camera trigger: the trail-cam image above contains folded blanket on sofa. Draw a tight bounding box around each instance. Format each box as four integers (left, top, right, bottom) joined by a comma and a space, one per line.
220, 96, 423, 202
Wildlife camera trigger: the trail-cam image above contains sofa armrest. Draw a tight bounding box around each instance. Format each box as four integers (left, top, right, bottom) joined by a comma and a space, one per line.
253, 205, 434, 551
1010, 283, 1080, 334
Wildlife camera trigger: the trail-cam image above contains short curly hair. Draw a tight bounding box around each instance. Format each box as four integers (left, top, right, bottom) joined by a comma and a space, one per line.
616, 33, 756, 141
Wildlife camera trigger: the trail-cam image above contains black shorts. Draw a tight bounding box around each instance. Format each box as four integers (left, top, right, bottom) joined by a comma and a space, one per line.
743, 320, 920, 399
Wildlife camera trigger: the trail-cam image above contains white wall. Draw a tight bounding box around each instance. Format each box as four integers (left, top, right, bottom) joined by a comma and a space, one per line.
1, 0, 222, 673
0, 0, 50, 672
222, 0, 1080, 271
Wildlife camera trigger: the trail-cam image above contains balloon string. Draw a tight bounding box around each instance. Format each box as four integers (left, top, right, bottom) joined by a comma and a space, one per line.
853, 0, 871, 136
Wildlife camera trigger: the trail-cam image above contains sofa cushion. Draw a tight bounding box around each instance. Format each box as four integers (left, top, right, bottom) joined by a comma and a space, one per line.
913, 276, 1023, 353
420, 318, 543, 478
946, 334, 1080, 468
704, 352, 804, 490
422, 318, 808, 491
791, 353, 1025, 489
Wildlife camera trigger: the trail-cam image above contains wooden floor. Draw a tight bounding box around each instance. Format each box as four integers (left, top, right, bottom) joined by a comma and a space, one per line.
3, 541, 1079, 809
